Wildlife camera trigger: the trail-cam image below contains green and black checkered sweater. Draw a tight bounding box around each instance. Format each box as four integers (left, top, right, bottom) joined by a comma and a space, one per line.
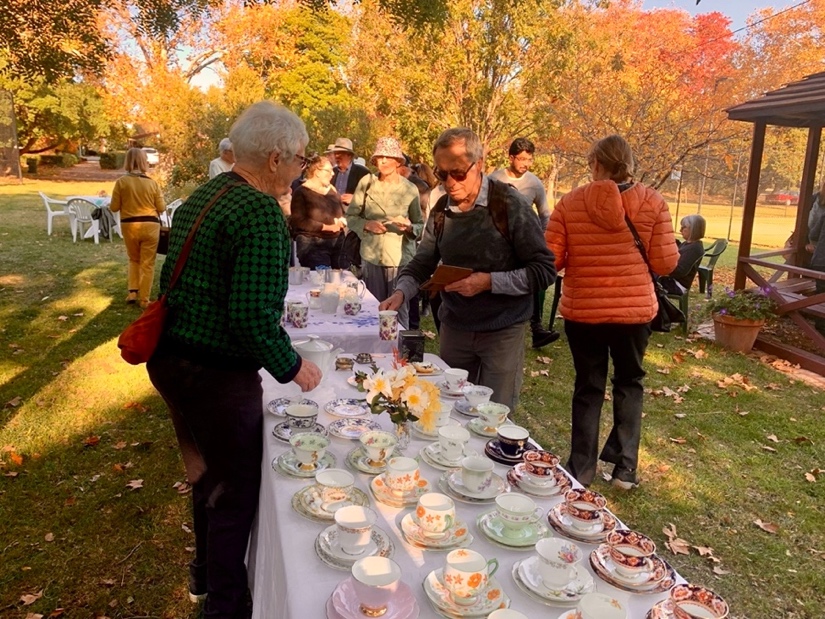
158, 172, 301, 383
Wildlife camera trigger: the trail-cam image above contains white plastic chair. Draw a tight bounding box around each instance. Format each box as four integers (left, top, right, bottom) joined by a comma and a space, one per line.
39, 192, 68, 235
163, 198, 183, 227
66, 198, 100, 244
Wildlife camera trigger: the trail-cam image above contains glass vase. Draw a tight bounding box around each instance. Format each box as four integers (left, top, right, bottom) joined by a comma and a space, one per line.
394, 419, 412, 451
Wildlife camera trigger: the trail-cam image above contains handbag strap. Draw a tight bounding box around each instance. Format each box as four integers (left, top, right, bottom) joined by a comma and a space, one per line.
167, 182, 242, 293
624, 215, 658, 286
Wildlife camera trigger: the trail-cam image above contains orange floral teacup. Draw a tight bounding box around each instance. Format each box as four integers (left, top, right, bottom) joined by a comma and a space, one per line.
413, 492, 455, 538
443, 548, 499, 606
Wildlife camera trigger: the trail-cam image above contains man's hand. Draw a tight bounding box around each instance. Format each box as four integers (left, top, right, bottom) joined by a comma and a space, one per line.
293, 360, 322, 392
364, 220, 387, 234
379, 291, 405, 311
444, 272, 492, 297
341, 193, 354, 206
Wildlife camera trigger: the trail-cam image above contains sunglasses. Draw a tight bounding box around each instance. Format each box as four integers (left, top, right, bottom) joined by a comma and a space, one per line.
294, 154, 310, 170
434, 161, 477, 182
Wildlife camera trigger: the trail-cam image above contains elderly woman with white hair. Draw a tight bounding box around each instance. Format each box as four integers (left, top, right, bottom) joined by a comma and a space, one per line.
208, 137, 235, 178
146, 101, 321, 617
659, 213, 706, 295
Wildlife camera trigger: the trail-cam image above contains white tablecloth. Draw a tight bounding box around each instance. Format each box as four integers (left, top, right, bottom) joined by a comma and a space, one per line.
283, 275, 396, 354
249, 354, 682, 619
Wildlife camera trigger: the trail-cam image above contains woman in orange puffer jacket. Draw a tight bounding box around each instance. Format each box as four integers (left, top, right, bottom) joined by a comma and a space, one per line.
545, 135, 678, 489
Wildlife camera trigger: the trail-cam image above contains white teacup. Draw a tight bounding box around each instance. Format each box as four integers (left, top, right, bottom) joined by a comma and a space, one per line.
444, 548, 499, 606
476, 402, 510, 429
438, 425, 470, 462
461, 455, 494, 494
536, 537, 582, 588
443, 368, 469, 392
351, 557, 401, 618
413, 492, 455, 537
315, 468, 354, 509
385, 456, 420, 495
578, 592, 627, 619
334, 505, 376, 556
359, 430, 397, 467
494, 494, 543, 538
461, 385, 493, 408
434, 403, 453, 428
289, 432, 329, 470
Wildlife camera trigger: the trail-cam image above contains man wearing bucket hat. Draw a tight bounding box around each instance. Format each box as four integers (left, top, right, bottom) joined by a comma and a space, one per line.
346, 137, 423, 326
380, 127, 556, 411
329, 137, 370, 207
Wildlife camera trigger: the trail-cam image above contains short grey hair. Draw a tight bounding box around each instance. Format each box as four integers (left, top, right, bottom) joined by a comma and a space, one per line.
229, 101, 309, 167
680, 214, 706, 242
218, 138, 232, 153
432, 128, 484, 162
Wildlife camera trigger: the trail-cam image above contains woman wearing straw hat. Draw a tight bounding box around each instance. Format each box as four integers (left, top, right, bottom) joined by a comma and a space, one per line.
346, 137, 423, 326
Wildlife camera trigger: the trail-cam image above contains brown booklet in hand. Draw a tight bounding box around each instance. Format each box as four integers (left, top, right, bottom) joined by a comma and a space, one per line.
420, 264, 473, 294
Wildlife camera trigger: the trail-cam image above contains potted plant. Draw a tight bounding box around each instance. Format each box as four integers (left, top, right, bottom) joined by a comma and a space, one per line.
707, 288, 778, 353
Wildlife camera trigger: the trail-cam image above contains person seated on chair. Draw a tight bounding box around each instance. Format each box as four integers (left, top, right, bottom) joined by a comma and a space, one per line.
659, 214, 706, 296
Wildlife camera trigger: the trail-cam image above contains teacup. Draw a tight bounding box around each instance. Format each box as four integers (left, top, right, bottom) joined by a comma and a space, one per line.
476, 402, 509, 430
668, 584, 730, 619
460, 455, 494, 494
578, 592, 627, 619
351, 557, 401, 618
289, 432, 329, 471
443, 548, 499, 606
535, 537, 582, 588
494, 494, 543, 538
606, 529, 656, 578
334, 505, 376, 556
461, 385, 493, 408
563, 488, 607, 531
385, 456, 421, 495
434, 403, 453, 428
438, 425, 470, 462
290, 302, 308, 328
522, 449, 560, 486
443, 368, 469, 392
359, 430, 397, 467
488, 611, 529, 619
284, 403, 318, 430
413, 492, 455, 537
344, 298, 361, 316
496, 425, 530, 458
315, 468, 354, 509
379, 310, 398, 341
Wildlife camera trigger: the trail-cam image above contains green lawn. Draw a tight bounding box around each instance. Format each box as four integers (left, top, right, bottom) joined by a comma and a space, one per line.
1, 182, 823, 618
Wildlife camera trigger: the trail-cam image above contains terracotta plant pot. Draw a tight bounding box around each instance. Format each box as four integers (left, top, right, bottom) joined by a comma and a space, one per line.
712, 314, 765, 353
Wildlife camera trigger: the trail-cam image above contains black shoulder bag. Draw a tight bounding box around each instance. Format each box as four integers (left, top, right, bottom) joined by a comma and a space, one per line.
625, 215, 685, 333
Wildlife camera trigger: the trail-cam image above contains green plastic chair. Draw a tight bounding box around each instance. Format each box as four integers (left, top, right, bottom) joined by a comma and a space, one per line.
697, 239, 729, 298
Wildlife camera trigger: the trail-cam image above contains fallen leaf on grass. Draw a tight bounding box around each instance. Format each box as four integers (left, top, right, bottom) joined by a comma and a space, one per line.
48, 609, 65, 618
657, 368, 670, 375
182, 523, 192, 533
712, 566, 731, 575
57, 316, 68, 321
10, 452, 24, 466
805, 468, 821, 483
765, 383, 782, 390
83, 436, 100, 448
44, 533, 54, 542
754, 519, 779, 534
674, 414, 687, 419
693, 545, 714, 557
113, 441, 127, 450
21, 590, 43, 605
794, 436, 814, 445
766, 434, 779, 443
761, 445, 777, 453
100, 579, 116, 587
25, 614, 43, 619
4, 471, 19, 478
716, 373, 757, 392
667, 538, 691, 555
172, 481, 192, 494
670, 437, 687, 444
422, 330, 436, 340
672, 353, 685, 364
4, 396, 22, 408
126, 479, 144, 490
535, 356, 551, 364
123, 402, 148, 413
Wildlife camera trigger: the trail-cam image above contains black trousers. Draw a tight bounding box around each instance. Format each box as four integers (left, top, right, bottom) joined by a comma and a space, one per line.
563, 320, 651, 486
147, 352, 263, 619
295, 233, 346, 269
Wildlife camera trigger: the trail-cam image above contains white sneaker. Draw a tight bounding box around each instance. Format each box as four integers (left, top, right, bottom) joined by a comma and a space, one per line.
189, 591, 207, 603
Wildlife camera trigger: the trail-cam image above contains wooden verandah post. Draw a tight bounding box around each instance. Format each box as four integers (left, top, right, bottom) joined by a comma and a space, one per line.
734, 122, 766, 290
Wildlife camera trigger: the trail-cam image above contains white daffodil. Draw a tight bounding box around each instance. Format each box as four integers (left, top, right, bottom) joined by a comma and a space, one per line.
363, 369, 393, 403
401, 384, 428, 415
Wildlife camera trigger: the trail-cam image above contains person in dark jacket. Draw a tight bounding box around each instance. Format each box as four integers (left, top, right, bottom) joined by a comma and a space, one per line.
659, 214, 706, 295
329, 137, 370, 208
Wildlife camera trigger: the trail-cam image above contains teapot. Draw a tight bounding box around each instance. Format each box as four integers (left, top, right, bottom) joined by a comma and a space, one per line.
292, 335, 343, 376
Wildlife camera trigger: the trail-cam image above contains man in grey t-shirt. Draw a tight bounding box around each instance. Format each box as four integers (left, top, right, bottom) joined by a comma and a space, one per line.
489, 138, 558, 348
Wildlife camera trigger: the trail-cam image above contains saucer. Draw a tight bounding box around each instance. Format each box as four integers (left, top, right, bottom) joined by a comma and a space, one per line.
452, 398, 478, 416
547, 503, 618, 543
266, 397, 318, 417
346, 446, 388, 475
440, 469, 507, 503
507, 463, 572, 498
345, 376, 368, 396
273, 450, 336, 478
315, 524, 394, 571
646, 599, 680, 619
437, 382, 467, 399
466, 417, 511, 438
291, 484, 370, 523
411, 362, 443, 376
370, 474, 431, 507
328, 417, 382, 440
423, 569, 510, 617
327, 577, 420, 619
590, 544, 676, 594
476, 509, 550, 549
484, 438, 541, 465
411, 417, 460, 440
272, 420, 327, 443
325, 398, 371, 418
419, 443, 479, 471
513, 556, 595, 605
399, 513, 472, 550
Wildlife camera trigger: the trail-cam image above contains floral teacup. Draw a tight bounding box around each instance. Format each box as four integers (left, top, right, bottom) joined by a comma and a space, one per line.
443, 548, 499, 606
359, 430, 397, 467
413, 492, 455, 537
379, 310, 398, 341
289, 432, 329, 471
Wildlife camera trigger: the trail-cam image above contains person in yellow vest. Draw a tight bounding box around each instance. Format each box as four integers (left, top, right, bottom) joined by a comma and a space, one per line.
109, 148, 166, 308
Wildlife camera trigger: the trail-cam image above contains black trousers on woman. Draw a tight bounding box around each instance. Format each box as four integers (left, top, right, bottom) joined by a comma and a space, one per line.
148, 350, 263, 619
563, 320, 651, 486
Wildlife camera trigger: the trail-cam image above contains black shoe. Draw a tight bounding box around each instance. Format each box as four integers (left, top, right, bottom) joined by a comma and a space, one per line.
532, 329, 560, 349
611, 467, 639, 490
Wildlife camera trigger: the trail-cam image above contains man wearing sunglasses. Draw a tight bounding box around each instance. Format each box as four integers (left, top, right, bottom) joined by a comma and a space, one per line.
380, 128, 556, 411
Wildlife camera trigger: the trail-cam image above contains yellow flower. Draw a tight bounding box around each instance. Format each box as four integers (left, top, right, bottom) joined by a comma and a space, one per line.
402, 384, 427, 414
363, 370, 393, 403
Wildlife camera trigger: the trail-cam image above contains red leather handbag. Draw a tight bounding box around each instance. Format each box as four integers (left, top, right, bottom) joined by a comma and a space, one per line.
117, 183, 238, 365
